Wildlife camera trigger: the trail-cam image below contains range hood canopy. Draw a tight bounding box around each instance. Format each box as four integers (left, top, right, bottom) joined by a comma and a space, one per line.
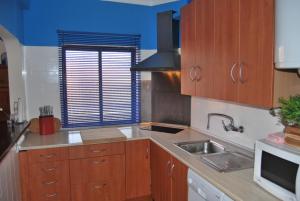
131, 10, 180, 71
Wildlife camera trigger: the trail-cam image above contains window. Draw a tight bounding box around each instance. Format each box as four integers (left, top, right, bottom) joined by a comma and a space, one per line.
58, 31, 141, 128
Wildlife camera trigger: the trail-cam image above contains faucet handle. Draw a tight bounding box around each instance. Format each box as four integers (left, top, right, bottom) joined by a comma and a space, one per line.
222, 120, 230, 132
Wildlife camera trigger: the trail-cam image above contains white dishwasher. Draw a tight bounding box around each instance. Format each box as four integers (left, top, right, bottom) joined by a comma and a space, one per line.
188, 169, 233, 201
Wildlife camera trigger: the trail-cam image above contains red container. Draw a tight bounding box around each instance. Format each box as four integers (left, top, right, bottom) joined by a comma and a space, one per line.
39, 116, 54, 135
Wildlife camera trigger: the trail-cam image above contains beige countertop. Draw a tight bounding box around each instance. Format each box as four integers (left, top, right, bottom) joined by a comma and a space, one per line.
18, 124, 279, 201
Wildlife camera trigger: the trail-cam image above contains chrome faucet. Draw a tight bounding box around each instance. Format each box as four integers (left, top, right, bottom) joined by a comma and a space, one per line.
207, 113, 244, 133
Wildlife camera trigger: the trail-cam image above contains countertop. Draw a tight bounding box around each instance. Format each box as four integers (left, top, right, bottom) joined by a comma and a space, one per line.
0, 121, 28, 161
18, 124, 279, 201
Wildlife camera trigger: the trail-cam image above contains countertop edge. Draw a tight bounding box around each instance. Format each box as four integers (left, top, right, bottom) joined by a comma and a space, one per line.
0, 122, 29, 162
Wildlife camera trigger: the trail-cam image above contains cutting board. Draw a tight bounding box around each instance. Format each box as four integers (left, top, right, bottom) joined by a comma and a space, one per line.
80, 128, 127, 144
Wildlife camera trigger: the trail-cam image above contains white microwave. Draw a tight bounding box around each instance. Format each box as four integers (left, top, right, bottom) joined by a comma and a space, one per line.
254, 136, 300, 201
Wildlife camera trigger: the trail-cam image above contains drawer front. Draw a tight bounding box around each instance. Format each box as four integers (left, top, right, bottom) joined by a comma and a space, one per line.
31, 191, 68, 201
71, 181, 124, 201
28, 148, 68, 164
69, 142, 125, 159
29, 161, 69, 187
29, 161, 70, 201
83, 155, 122, 182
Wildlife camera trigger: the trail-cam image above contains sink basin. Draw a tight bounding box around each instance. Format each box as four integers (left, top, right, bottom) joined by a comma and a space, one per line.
202, 152, 253, 172
176, 140, 225, 155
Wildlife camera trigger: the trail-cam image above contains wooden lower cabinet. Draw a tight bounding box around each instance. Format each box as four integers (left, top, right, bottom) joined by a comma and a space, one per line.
20, 141, 187, 201
150, 142, 188, 201
19, 148, 70, 201
125, 140, 151, 200
69, 146, 125, 201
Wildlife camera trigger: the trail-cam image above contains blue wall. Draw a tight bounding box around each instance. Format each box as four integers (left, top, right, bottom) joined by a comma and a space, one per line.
23, 0, 189, 49
0, 0, 189, 49
0, 0, 24, 41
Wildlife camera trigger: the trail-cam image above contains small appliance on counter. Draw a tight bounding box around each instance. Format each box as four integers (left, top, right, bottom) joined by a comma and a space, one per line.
254, 134, 300, 201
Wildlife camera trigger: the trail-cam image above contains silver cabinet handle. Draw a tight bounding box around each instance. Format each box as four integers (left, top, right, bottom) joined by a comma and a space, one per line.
94, 183, 107, 190
170, 163, 175, 176
167, 160, 172, 176
42, 167, 57, 172
45, 193, 57, 198
189, 67, 196, 81
43, 180, 57, 185
146, 147, 149, 159
239, 63, 245, 83
195, 66, 202, 81
40, 153, 56, 159
230, 63, 237, 83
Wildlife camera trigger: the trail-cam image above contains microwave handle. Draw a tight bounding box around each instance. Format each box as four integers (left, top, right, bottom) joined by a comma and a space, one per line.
296, 166, 300, 201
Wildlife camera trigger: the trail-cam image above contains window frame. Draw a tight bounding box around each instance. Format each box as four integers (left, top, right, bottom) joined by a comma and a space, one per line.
61, 44, 140, 128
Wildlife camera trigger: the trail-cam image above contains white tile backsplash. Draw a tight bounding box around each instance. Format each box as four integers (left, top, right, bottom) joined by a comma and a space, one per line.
191, 97, 284, 150
24, 46, 156, 120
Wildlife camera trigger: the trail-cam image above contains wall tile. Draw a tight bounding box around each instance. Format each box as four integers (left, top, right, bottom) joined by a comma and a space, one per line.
191, 97, 284, 150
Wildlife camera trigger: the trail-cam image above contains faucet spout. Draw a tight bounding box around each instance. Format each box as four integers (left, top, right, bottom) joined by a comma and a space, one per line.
207, 113, 244, 133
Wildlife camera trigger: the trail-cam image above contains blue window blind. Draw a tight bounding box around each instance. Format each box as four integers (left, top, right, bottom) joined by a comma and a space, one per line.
58, 30, 141, 128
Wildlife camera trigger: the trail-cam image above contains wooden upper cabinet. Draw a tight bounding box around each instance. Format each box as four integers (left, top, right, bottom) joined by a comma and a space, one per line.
180, 0, 275, 108
238, 0, 275, 108
150, 142, 172, 201
213, 0, 239, 102
125, 140, 151, 200
195, 0, 215, 98
181, 0, 196, 96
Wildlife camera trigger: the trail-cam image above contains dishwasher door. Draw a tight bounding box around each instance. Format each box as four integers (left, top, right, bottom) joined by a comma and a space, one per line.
188, 186, 207, 201
188, 169, 223, 201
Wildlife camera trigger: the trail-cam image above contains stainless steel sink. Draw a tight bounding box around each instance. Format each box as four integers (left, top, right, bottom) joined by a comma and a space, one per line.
175, 140, 225, 155
175, 140, 253, 172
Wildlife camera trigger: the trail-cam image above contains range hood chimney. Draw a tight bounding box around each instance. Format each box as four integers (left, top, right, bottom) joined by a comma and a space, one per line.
131, 10, 180, 71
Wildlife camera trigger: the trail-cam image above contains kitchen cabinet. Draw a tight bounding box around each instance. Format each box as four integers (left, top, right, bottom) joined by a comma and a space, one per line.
125, 140, 151, 200
181, 0, 275, 108
181, 0, 196, 96
69, 142, 125, 201
172, 157, 188, 201
181, 0, 214, 98
19, 147, 70, 201
150, 142, 187, 201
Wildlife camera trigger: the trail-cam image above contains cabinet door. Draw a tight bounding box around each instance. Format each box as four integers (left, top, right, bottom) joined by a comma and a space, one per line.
70, 155, 125, 201
150, 142, 172, 201
171, 158, 188, 201
125, 140, 151, 199
238, 0, 274, 108
195, 0, 215, 98
213, 0, 239, 102
181, 1, 196, 96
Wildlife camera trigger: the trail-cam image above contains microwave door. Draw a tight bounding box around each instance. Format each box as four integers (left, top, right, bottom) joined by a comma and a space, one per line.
261, 151, 298, 194
296, 166, 300, 201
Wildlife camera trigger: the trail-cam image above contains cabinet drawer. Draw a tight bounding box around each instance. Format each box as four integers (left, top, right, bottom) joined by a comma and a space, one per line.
27, 148, 68, 164
31, 190, 69, 201
29, 161, 69, 187
69, 142, 125, 159
70, 155, 125, 184
71, 181, 124, 201
29, 161, 70, 201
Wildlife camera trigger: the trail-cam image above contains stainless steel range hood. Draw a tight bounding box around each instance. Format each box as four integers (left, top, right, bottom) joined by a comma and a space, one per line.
131, 10, 180, 71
